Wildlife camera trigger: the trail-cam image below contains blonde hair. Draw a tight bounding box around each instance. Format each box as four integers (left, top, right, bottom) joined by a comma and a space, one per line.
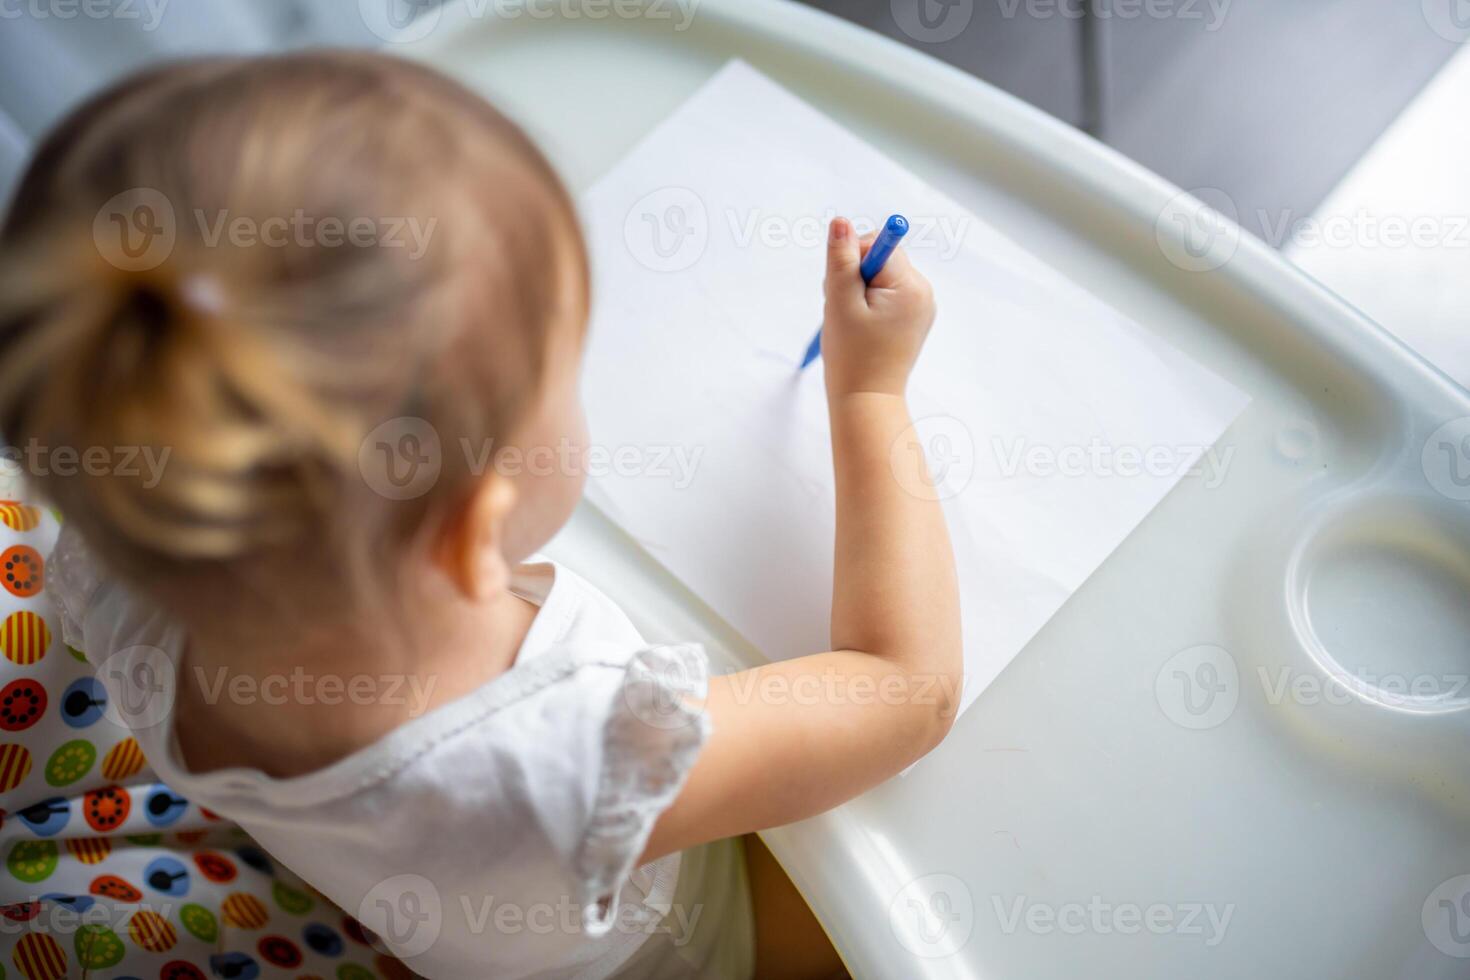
0, 51, 587, 630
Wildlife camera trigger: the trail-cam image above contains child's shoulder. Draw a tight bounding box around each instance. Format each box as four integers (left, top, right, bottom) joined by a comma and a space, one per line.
51, 529, 713, 817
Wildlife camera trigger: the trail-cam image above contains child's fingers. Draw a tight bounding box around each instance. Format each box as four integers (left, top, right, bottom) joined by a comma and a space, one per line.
824, 217, 864, 310
825, 218, 861, 275
865, 243, 914, 290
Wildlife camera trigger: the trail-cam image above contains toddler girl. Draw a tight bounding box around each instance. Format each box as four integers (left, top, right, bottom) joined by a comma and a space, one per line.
0, 51, 961, 979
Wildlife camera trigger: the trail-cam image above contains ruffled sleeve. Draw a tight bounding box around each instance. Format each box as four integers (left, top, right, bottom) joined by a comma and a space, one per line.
574, 642, 711, 936
48, 523, 106, 653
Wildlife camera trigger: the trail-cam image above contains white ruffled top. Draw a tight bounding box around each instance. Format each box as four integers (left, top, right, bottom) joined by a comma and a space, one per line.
50, 525, 711, 980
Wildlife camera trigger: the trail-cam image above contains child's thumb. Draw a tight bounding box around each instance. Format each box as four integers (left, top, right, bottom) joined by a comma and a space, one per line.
824, 218, 862, 297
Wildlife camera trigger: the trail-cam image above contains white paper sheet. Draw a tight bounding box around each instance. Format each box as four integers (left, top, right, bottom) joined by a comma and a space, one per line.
580, 61, 1249, 715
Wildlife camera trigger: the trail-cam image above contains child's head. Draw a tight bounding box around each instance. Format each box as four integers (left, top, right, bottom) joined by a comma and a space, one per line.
0, 51, 590, 639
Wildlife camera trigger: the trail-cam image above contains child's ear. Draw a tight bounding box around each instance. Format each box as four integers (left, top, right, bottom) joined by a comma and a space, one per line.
437, 475, 519, 601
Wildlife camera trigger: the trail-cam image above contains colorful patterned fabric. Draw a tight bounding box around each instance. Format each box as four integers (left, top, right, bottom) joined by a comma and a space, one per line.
0, 501, 413, 979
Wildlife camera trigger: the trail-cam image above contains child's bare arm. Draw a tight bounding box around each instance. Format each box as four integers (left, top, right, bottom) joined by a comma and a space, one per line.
641, 217, 961, 860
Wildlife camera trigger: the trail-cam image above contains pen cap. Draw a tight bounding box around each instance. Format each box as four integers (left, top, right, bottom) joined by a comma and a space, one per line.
859, 213, 910, 283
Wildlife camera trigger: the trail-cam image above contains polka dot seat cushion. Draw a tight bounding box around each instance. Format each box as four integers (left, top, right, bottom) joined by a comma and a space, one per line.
0, 501, 413, 980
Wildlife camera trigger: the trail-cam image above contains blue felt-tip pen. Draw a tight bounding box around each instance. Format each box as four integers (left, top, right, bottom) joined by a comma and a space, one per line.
799, 213, 910, 369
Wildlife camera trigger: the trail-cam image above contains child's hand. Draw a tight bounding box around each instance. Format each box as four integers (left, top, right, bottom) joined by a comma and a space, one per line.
642, 216, 960, 869
820, 216, 936, 398
643, 213, 964, 863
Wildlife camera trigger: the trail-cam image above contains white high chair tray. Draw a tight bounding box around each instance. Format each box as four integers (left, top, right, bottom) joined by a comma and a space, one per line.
397, 2, 1470, 977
